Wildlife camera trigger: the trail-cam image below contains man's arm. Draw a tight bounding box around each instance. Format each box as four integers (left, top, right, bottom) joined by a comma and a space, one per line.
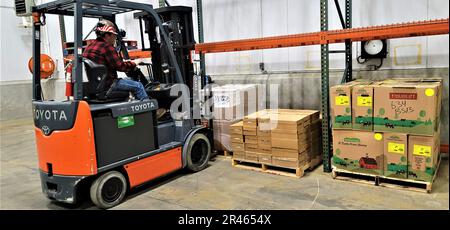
104, 45, 136, 72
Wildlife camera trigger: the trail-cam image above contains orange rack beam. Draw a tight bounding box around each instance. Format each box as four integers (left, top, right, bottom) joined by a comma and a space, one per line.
128, 50, 152, 60
195, 18, 449, 54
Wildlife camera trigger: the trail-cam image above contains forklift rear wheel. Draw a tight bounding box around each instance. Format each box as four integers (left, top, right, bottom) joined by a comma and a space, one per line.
90, 171, 127, 209
186, 133, 211, 172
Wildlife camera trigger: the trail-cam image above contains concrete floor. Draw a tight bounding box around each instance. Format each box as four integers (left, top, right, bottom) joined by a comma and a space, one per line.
1, 118, 448, 210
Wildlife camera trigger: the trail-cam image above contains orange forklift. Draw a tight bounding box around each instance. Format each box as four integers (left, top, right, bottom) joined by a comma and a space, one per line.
32, 0, 212, 209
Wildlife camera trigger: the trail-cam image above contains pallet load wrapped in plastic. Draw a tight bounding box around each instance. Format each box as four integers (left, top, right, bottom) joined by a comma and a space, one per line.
212, 84, 260, 154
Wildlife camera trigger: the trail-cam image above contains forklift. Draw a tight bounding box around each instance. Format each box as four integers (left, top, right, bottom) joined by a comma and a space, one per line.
31, 0, 212, 209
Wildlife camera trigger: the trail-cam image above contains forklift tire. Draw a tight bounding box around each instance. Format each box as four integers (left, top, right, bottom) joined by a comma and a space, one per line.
186, 133, 211, 172
90, 171, 127, 209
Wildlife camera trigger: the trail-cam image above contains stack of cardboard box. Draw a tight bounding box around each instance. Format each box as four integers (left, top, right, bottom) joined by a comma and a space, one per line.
257, 113, 272, 164
230, 121, 245, 158
331, 78, 443, 182
233, 109, 322, 170
243, 112, 259, 161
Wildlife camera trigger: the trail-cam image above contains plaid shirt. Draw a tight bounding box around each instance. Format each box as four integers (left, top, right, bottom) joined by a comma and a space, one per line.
82, 37, 135, 88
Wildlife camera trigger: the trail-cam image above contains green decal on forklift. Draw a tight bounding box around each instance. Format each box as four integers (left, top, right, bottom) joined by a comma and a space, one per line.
118, 115, 135, 128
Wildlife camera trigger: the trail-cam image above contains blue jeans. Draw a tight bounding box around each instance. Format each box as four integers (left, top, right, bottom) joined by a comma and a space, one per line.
113, 79, 149, 100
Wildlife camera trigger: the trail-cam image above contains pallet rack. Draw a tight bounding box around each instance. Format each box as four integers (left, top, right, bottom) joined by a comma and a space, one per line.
193, 1, 449, 172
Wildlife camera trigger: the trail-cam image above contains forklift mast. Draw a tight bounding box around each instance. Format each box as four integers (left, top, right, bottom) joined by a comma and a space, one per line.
136, 7, 196, 92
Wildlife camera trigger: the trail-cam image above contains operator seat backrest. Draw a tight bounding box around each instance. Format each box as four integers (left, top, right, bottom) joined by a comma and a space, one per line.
83, 59, 107, 97
83, 59, 129, 101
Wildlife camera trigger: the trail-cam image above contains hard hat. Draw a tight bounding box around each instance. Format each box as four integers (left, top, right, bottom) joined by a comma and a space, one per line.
96, 20, 118, 35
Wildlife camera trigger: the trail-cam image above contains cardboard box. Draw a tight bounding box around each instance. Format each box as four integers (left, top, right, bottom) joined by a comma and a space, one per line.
244, 135, 258, 144
212, 84, 258, 121
408, 133, 440, 182
332, 130, 384, 175
270, 113, 311, 150
233, 151, 245, 160
271, 134, 309, 152
310, 140, 323, 159
258, 138, 272, 150
272, 148, 299, 158
272, 157, 303, 169
257, 148, 271, 155
258, 154, 272, 164
230, 121, 243, 134
330, 81, 363, 129
245, 152, 259, 162
352, 83, 376, 131
383, 133, 408, 179
245, 143, 258, 152
257, 129, 271, 136
243, 130, 257, 136
230, 134, 244, 143
257, 112, 272, 131
373, 81, 441, 136
231, 142, 245, 152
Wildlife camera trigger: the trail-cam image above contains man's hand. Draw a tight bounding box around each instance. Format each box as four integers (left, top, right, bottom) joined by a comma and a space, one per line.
124, 61, 137, 71
125, 61, 136, 68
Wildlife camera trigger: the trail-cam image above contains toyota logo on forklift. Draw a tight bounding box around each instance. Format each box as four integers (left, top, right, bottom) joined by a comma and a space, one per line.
31, 0, 212, 209
131, 101, 155, 112
41, 126, 50, 135
34, 108, 68, 121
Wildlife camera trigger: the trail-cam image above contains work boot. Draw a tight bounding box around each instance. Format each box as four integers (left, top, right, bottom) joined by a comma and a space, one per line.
156, 108, 166, 120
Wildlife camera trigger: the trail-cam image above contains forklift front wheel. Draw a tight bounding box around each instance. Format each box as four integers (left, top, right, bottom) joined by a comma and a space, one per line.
90, 171, 127, 209
186, 133, 211, 172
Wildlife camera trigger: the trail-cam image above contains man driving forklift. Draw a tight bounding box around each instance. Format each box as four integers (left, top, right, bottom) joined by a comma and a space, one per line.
83, 19, 149, 100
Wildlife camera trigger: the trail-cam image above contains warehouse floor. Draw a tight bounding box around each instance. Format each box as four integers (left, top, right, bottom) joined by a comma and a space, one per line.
0, 119, 448, 210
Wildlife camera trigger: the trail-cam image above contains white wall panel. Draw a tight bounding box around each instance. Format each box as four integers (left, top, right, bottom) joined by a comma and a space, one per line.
1, 0, 449, 82
204, 0, 239, 74
1, 1, 35, 82
235, 0, 262, 74
261, 0, 288, 72
287, 0, 320, 71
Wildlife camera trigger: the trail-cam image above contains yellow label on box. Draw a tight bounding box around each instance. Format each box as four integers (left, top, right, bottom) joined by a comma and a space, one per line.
374, 133, 383, 141
357, 96, 372, 107
388, 142, 405, 154
425, 88, 435, 97
413, 145, 432, 157
335, 95, 350, 105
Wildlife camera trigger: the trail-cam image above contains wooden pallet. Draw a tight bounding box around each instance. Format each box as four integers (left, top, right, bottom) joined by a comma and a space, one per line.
231, 158, 310, 178
331, 155, 442, 193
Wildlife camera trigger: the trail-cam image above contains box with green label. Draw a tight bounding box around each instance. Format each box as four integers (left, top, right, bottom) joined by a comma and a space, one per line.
352, 82, 379, 131
332, 130, 384, 175
330, 81, 365, 129
373, 81, 442, 136
383, 133, 408, 179
408, 133, 440, 182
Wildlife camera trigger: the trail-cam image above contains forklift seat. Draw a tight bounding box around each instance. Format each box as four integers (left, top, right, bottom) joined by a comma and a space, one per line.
83, 59, 129, 103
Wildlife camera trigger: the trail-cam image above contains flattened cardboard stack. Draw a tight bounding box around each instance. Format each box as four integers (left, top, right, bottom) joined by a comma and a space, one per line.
233, 109, 322, 170
331, 78, 443, 183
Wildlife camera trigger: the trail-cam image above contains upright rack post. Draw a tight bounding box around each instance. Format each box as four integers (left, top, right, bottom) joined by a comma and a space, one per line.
321, 0, 332, 172
196, 0, 206, 83
73, 0, 83, 100
344, 0, 352, 83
